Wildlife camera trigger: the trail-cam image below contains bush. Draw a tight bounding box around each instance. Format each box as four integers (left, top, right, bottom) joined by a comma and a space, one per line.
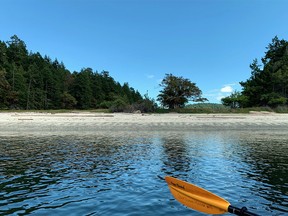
183, 103, 231, 113
99, 101, 113, 109
109, 98, 128, 112
133, 98, 157, 113
274, 105, 288, 113
122, 96, 158, 113
61, 92, 77, 109
268, 97, 287, 107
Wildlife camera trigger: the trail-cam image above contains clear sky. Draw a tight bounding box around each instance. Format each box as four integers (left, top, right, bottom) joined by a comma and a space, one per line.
1, 0, 288, 103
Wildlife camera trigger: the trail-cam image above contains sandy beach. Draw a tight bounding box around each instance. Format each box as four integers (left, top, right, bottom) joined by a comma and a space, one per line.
0, 111, 288, 136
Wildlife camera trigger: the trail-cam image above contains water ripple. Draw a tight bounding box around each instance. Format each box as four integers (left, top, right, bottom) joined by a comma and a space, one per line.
0, 131, 287, 215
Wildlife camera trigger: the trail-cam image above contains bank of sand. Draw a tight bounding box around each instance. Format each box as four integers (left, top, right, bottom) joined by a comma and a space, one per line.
1, 111, 288, 136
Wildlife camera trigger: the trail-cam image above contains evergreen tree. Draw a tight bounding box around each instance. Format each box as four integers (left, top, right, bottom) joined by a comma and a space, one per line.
71, 68, 93, 109
0, 69, 10, 108
238, 36, 288, 107
0, 35, 145, 110
6, 35, 28, 68
0, 41, 8, 69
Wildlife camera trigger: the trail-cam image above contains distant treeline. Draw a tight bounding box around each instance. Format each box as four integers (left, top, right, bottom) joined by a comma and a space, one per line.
0, 35, 155, 111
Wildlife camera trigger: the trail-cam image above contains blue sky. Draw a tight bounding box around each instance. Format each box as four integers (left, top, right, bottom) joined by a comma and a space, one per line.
1, 0, 288, 103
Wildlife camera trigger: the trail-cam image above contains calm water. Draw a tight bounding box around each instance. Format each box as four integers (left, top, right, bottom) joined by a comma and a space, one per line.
0, 130, 288, 215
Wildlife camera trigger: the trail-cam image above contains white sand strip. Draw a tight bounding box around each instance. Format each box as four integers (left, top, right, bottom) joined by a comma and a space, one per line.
0, 112, 288, 136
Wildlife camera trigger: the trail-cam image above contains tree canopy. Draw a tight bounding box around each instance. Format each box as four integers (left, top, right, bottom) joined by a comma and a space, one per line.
222, 36, 288, 108
0, 35, 145, 110
157, 73, 207, 109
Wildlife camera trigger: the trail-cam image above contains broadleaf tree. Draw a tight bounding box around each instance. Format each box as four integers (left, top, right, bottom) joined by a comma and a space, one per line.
157, 73, 207, 109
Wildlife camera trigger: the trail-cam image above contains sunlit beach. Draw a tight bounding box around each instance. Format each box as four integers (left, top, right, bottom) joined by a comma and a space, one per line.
1, 112, 288, 136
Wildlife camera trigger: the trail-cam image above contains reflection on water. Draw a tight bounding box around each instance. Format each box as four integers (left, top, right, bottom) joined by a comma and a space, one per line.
0, 131, 288, 215
161, 135, 192, 177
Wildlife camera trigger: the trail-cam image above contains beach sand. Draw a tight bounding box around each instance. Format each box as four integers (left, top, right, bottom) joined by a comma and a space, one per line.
1, 111, 288, 136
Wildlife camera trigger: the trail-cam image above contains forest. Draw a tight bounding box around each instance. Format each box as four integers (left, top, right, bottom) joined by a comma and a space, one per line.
0, 35, 155, 112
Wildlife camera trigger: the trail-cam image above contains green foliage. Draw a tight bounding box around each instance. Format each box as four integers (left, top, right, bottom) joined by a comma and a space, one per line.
221, 91, 247, 108
136, 94, 157, 113
61, 92, 77, 109
154, 104, 288, 114
234, 36, 288, 108
266, 95, 287, 107
109, 97, 128, 112
274, 105, 288, 113
0, 35, 145, 110
99, 101, 113, 109
108, 93, 157, 113
70, 68, 93, 109
0, 69, 10, 108
126, 93, 158, 113
181, 103, 229, 113
157, 73, 207, 109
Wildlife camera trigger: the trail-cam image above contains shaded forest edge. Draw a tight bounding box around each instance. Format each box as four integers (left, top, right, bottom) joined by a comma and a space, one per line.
0, 35, 156, 112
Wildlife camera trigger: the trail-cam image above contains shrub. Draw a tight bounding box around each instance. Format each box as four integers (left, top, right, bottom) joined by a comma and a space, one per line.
99, 101, 113, 109
109, 98, 128, 112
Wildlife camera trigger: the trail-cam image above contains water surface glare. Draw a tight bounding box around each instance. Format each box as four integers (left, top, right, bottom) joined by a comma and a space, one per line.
0, 131, 287, 215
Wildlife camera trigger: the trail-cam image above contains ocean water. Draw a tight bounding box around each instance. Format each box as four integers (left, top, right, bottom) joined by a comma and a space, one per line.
0, 130, 287, 215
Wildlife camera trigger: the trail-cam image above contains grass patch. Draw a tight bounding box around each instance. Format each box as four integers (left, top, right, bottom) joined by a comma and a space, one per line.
1, 105, 288, 114
155, 103, 288, 114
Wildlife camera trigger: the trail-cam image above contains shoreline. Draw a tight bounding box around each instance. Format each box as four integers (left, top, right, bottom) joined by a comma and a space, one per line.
1, 112, 288, 136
